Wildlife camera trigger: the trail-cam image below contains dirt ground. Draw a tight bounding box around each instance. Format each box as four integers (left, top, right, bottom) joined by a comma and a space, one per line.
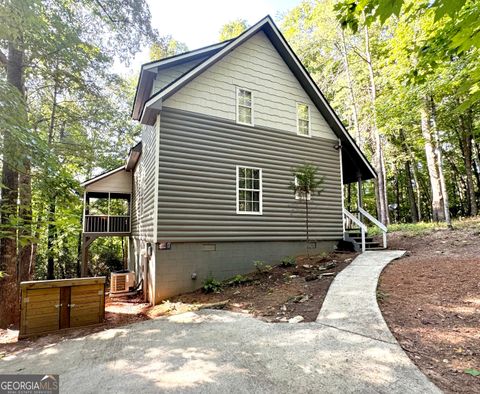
4, 222, 478, 393
170, 251, 356, 322
0, 251, 355, 358
379, 223, 480, 393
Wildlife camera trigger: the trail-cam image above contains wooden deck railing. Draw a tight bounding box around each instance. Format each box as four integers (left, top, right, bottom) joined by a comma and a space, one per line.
84, 215, 130, 233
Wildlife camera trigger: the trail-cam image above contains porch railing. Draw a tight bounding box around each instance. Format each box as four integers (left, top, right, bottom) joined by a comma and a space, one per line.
84, 215, 130, 233
358, 207, 388, 249
343, 207, 388, 252
343, 208, 367, 252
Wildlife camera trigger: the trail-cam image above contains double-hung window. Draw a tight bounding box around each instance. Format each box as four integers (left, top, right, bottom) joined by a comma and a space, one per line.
294, 176, 311, 200
297, 103, 310, 136
236, 166, 262, 214
236, 88, 253, 125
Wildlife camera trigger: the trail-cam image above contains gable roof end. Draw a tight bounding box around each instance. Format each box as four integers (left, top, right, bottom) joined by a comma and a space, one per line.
138, 15, 376, 182
80, 166, 126, 187
131, 40, 232, 121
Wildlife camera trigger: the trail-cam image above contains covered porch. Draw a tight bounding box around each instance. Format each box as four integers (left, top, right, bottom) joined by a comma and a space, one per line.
80, 166, 133, 277
84, 191, 131, 234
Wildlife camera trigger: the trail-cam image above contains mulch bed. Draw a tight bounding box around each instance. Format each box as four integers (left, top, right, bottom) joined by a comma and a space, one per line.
379, 226, 480, 393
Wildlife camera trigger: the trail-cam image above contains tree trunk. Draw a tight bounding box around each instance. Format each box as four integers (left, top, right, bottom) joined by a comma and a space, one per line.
46, 200, 56, 280
0, 43, 24, 328
364, 26, 389, 225
447, 157, 468, 215
30, 203, 46, 280
430, 97, 452, 227
394, 166, 401, 223
412, 163, 423, 222
459, 112, 478, 216
44, 75, 60, 280
404, 161, 419, 223
18, 158, 33, 283
305, 197, 310, 258
340, 29, 361, 147
401, 131, 423, 222
473, 141, 480, 196
421, 96, 445, 222
76, 221, 83, 278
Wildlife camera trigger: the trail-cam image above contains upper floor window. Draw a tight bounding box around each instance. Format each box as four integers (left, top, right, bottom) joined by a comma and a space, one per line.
294, 176, 311, 200
236, 166, 262, 214
297, 103, 310, 136
236, 88, 253, 125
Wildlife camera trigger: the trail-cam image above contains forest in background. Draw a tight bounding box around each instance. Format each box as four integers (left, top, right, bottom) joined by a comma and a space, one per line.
1, 0, 479, 327
283, 0, 480, 228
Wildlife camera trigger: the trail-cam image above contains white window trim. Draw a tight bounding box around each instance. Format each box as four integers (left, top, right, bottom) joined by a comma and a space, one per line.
294, 175, 311, 200
296, 102, 311, 137
236, 87, 254, 126
236, 165, 263, 215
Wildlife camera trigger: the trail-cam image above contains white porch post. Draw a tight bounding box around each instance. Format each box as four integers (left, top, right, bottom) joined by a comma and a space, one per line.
338, 139, 345, 239
357, 177, 363, 210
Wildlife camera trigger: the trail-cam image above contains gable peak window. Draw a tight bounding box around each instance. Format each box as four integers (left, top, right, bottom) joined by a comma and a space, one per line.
236, 88, 253, 125
236, 166, 262, 214
297, 103, 310, 136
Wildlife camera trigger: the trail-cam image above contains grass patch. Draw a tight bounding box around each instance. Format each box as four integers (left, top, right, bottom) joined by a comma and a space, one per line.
253, 260, 272, 273
368, 216, 480, 236
226, 274, 251, 286
376, 290, 389, 303
280, 256, 296, 267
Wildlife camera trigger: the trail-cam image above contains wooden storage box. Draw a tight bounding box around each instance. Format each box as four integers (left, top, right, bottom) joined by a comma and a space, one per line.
19, 277, 106, 338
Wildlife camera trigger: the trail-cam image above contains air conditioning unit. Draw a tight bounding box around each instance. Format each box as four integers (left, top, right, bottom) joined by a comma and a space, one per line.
110, 271, 135, 294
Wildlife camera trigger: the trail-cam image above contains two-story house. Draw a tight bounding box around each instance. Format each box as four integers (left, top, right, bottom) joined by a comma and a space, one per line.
80, 16, 378, 304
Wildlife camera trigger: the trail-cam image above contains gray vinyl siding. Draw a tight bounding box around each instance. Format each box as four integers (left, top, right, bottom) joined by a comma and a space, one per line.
131, 123, 157, 240
151, 57, 208, 96
163, 31, 336, 141
156, 108, 343, 242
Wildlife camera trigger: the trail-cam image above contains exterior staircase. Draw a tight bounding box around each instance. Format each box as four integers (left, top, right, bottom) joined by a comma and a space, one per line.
344, 230, 383, 251
343, 207, 388, 252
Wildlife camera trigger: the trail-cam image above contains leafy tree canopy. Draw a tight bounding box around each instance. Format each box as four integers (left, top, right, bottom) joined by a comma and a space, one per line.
219, 18, 249, 41
149, 36, 188, 61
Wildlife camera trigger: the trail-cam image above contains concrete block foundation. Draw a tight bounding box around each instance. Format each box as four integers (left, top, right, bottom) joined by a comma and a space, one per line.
131, 239, 338, 304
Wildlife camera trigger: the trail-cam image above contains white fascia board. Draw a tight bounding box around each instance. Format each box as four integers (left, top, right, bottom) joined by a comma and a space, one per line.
143, 41, 230, 72
143, 16, 271, 111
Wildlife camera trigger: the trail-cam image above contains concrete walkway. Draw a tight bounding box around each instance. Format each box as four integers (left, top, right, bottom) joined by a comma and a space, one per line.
1, 251, 440, 393
317, 250, 441, 393
318, 250, 407, 342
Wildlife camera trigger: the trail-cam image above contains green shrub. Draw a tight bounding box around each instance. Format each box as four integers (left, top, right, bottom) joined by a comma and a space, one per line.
202, 276, 222, 293
280, 256, 296, 267
226, 274, 251, 286
254, 260, 272, 273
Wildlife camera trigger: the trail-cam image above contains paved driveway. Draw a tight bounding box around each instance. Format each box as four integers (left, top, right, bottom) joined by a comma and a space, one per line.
1, 251, 440, 393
